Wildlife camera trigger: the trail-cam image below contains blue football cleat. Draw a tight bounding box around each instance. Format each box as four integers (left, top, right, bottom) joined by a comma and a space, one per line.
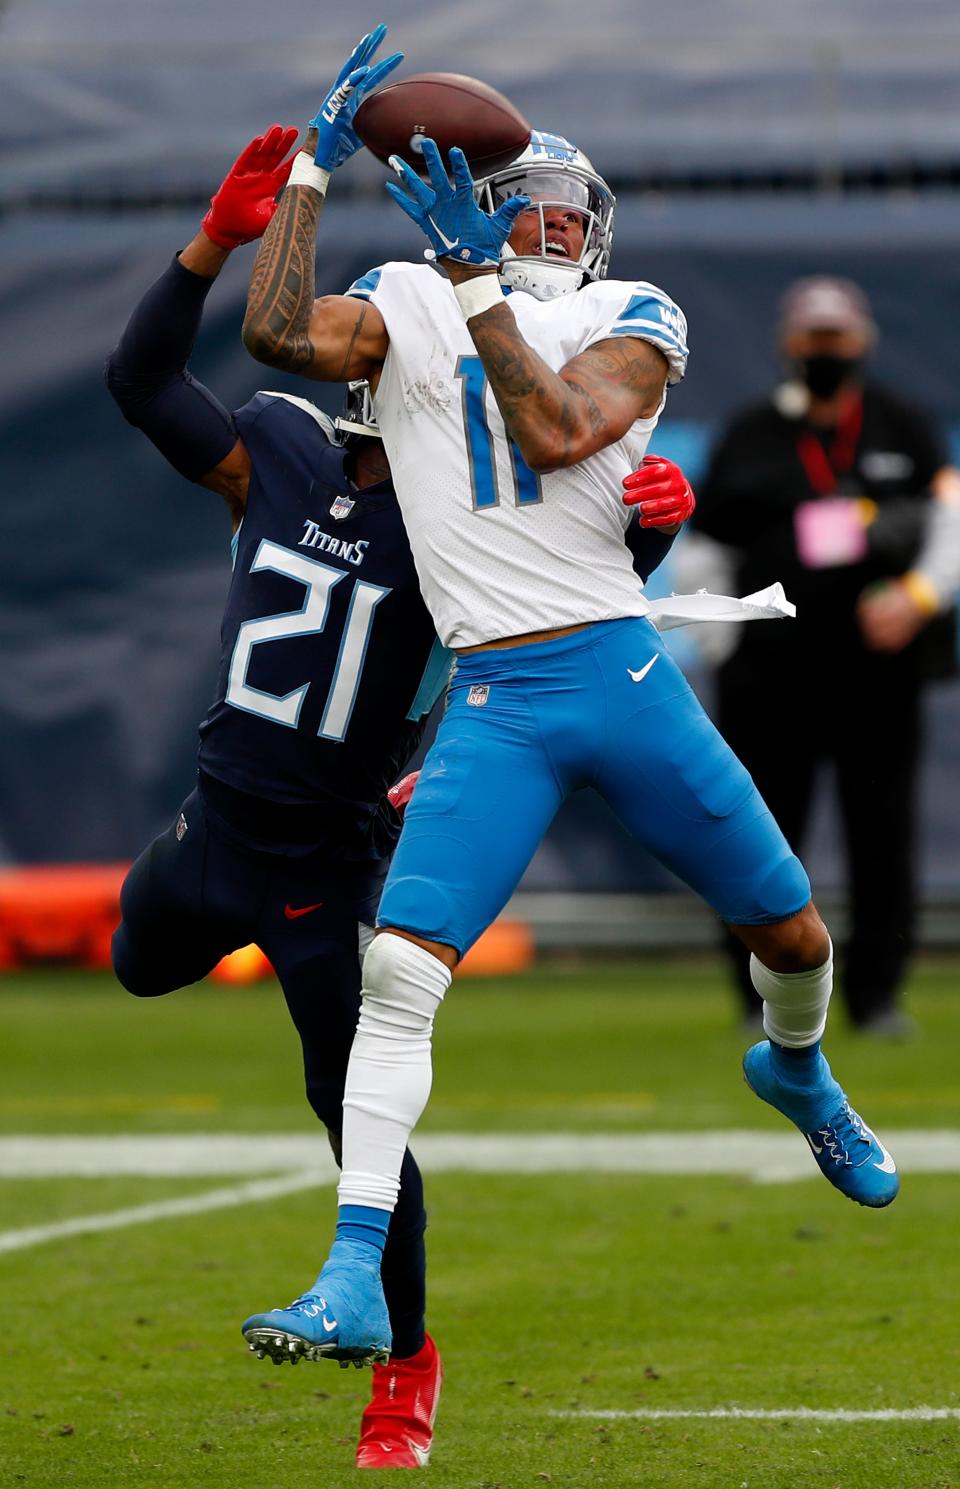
743, 1040, 899, 1208
242, 1239, 392, 1367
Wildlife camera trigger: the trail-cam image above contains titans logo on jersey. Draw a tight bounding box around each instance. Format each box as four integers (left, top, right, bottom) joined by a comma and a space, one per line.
197, 392, 450, 859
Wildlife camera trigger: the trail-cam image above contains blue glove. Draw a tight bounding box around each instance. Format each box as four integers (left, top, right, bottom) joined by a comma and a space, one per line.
385, 139, 530, 268
309, 24, 404, 173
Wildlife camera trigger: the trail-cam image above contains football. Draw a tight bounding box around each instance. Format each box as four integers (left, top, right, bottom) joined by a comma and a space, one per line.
354, 72, 531, 176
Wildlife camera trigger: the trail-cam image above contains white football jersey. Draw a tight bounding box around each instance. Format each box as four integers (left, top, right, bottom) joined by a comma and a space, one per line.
346, 263, 689, 649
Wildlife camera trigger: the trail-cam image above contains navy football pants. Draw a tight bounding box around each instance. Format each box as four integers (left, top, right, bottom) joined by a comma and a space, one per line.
112, 789, 426, 1357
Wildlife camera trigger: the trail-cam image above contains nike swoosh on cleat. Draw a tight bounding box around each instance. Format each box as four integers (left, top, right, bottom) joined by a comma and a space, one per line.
874, 1145, 897, 1174
410, 1441, 431, 1466
806, 1134, 824, 1155
284, 902, 324, 920
627, 656, 659, 683
322, 1315, 338, 1333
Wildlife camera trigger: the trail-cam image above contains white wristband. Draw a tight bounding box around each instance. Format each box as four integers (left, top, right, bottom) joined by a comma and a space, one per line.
453, 274, 504, 321
286, 152, 331, 197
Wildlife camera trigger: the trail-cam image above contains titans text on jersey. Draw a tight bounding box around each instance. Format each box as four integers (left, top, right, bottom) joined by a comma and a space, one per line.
299, 522, 370, 564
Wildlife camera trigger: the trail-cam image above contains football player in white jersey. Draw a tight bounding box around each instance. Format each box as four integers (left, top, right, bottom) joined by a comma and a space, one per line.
240, 27, 899, 1371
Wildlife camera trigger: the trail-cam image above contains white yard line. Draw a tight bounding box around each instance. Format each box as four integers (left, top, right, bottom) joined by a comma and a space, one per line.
552, 1407, 960, 1422
0, 1171, 320, 1255
0, 1135, 342, 1179
2, 1130, 959, 1180
1, 1129, 958, 1257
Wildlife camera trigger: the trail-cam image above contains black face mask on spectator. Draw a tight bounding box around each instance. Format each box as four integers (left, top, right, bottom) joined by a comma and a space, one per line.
796, 354, 863, 399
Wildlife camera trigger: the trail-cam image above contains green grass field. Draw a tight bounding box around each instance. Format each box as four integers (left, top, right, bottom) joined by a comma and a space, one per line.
2, 957, 959, 1488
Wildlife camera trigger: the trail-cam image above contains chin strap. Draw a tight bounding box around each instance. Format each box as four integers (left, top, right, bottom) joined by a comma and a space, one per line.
499, 256, 585, 301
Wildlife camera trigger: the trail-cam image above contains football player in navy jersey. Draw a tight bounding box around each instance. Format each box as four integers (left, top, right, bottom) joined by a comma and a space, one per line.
104, 127, 446, 1471
104, 125, 694, 1469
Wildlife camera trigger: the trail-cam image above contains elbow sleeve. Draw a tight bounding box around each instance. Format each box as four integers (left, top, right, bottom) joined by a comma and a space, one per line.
105, 362, 238, 482
104, 253, 237, 481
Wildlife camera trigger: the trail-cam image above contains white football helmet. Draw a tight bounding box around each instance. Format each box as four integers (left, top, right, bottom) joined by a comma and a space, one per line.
474, 130, 616, 301
333, 379, 382, 443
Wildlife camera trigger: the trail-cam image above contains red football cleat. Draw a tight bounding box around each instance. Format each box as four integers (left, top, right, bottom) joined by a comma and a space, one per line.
355, 1333, 443, 1469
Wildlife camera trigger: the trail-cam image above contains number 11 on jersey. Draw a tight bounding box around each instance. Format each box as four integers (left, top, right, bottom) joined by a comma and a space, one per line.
455, 355, 542, 511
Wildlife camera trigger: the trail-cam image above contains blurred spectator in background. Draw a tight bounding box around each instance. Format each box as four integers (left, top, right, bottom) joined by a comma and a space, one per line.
679, 276, 960, 1037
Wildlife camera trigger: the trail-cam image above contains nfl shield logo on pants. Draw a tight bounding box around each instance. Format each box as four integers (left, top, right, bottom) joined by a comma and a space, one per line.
329, 494, 355, 521
467, 684, 489, 707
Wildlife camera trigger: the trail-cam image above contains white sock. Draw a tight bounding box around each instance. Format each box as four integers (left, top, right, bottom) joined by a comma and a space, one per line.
751, 939, 833, 1048
338, 935, 452, 1212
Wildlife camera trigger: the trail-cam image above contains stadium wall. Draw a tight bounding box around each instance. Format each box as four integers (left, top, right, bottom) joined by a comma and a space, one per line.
2, 193, 959, 897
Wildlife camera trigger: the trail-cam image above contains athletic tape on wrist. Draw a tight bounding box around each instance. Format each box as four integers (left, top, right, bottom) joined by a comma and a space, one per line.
453, 274, 504, 321
286, 153, 331, 196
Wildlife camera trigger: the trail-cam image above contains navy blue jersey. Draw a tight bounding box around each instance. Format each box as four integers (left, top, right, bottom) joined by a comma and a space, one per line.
198, 392, 450, 859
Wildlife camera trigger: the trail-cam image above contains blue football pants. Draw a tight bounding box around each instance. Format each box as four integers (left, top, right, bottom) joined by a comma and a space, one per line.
378, 617, 810, 956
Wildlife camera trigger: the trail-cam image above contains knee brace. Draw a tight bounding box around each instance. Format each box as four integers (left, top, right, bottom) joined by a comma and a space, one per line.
339, 935, 452, 1214
358, 921, 376, 967
357, 933, 451, 1044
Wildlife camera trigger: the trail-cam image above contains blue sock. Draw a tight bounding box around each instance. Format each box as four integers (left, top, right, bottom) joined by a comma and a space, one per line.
770, 1039, 822, 1085
335, 1204, 390, 1255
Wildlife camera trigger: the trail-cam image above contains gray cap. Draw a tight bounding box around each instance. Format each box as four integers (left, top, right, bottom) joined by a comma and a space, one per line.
778, 276, 876, 337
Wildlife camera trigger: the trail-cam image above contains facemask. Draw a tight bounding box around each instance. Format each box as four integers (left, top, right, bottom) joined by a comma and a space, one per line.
796, 354, 862, 399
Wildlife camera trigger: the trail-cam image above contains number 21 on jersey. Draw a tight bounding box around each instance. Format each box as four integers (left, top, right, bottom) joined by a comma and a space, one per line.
455, 355, 542, 511
226, 539, 389, 741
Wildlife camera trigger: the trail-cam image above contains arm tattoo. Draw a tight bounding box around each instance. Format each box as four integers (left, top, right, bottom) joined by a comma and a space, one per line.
243, 186, 323, 371
469, 308, 540, 401
462, 297, 668, 468
563, 379, 608, 439
469, 305, 588, 460
577, 337, 667, 409
338, 303, 369, 382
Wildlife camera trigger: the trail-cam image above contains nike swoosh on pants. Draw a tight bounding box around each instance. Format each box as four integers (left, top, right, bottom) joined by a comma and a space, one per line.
627, 655, 659, 684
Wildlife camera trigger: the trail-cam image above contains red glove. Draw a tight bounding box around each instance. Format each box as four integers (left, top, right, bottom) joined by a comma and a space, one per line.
387, 770, 420, 821
622, 455, 696, 529
201, 125, 300, 250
